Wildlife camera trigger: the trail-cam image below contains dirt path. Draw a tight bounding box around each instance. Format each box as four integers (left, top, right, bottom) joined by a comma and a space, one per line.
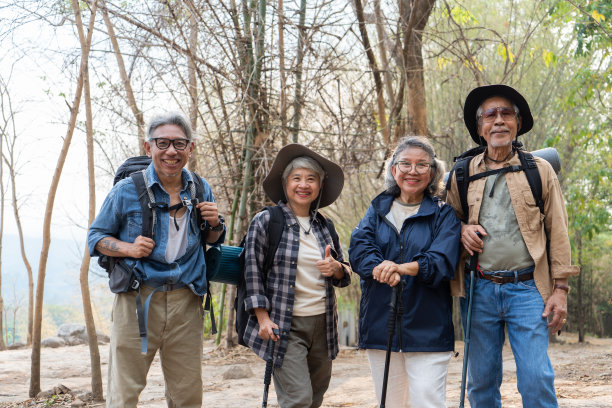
0, 333, 610, 407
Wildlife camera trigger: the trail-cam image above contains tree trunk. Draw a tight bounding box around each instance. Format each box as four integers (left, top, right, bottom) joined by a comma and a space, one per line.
5, 148, 34, 346
577, 233, 584, 342
73, 0, 103, 399
278, 0, 288, 145
0, 109, 5, 351
1, 78, 35, 346
100, 0, 145, 155
188, 11, 199, 171
290, 0, 307, 143
354, 0, 390, 145
29, 1, 96, 397
400, 0, 435, 138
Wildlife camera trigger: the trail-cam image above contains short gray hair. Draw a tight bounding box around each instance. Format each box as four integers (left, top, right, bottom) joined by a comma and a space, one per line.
476, 102, 519, 123
282, 156, 325, 184
147, 112, 192, 140
384, 136, 446, 197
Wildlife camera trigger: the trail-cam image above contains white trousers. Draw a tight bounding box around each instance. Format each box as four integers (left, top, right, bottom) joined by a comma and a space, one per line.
366, 349, 452, 408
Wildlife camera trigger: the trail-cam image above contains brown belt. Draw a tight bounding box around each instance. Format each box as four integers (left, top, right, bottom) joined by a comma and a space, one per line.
477, 272, 534, 284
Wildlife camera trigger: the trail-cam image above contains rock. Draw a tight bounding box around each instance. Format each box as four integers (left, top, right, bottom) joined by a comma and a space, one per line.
57, 323, 86, 338
56, 323, 110, 345
71, 398, 86, 407
96, 331, 110, 344
42, 336, 66, 348
64, 335, 87, 346
222, 365, 254, 380
7, 342, 26, 350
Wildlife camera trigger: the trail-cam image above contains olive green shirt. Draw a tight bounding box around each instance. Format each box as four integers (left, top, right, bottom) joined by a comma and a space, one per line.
446, 151, 580, 301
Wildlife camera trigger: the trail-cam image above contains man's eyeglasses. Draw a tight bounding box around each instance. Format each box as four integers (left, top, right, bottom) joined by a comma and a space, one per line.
480, 107, 517, 123
150, 138, 191, 151
395, 161, 432, 174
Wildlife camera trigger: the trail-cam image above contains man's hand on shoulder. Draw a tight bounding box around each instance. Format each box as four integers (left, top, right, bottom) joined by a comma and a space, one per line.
196, 201, 220, 225
129, 235, 155, 258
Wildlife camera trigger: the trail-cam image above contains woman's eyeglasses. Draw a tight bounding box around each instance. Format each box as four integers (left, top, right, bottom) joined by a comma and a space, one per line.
395, 161, 432, 174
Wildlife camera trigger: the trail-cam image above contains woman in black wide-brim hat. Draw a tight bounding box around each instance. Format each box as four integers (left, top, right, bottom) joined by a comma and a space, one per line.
242, 144, 352, 408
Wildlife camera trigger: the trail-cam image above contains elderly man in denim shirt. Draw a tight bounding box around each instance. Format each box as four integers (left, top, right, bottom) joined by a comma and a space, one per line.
88, 112, 225, 408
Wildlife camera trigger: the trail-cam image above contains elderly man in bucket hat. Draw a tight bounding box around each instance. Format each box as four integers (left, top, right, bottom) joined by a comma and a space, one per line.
446, 85, 579, 407
243, 144, 351, 407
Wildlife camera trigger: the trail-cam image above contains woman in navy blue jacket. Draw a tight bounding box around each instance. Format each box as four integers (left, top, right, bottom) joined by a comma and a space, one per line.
349, 136, 461, 408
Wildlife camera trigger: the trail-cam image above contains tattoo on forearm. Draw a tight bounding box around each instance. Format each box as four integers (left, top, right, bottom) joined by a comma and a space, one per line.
101, 238, 120, 252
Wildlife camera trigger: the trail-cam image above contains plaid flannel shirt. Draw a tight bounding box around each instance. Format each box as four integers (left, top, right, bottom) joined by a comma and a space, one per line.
243, 202, 351, 367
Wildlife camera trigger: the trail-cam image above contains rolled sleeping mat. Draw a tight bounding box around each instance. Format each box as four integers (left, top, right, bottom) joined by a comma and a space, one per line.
532, 147, 561, 174
443, 146, 561, 184
205, 245, 243, 286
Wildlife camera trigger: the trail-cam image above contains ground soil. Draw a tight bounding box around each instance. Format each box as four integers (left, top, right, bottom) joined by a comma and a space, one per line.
0, 332, 610, 407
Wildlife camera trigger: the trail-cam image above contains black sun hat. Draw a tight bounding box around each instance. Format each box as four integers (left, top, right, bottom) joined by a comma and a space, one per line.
262, 144, 344, 208
463, 84, 534, 144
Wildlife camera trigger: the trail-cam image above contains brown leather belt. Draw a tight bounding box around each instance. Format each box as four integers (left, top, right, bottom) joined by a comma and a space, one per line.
478, 272, 534, 284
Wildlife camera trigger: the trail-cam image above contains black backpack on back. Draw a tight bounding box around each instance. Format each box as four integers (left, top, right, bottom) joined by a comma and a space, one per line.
445, 143, 544, 223
234, 206, 342, 347
96, 155, 217, 345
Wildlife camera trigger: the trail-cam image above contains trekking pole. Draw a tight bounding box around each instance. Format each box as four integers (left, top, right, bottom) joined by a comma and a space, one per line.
262, 328, 280, 408
380, 284, 401, 408
460, 232, 481, 408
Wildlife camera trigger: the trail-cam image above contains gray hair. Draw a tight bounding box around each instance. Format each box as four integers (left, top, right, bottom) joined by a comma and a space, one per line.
282, 156, 326, 184
476, 102, 519, 123
147, 112, 193, 140
384, 136, 446, 197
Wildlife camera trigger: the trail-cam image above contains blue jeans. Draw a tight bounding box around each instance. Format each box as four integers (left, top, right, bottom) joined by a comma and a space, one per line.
460, 275, 557, 408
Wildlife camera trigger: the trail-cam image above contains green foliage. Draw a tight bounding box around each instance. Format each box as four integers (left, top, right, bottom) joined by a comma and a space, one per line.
44, 395, 58, 407
574, 0, 612, 56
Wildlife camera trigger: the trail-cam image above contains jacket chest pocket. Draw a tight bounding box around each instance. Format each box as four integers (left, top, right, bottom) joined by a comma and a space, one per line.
520, 190, 544, 231
127, 211, 142, 241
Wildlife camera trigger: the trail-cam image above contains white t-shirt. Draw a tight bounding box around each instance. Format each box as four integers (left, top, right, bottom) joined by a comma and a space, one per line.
385, 199, 421, 232
165, 211, 189, 263
293, 215, 326, 316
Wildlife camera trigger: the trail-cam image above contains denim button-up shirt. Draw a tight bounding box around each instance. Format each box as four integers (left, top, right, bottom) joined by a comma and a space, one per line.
88, 163, 225, 295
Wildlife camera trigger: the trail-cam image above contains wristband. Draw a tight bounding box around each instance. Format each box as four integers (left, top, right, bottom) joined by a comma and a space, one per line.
553, 283, 570, 293
207, 215, 225, 232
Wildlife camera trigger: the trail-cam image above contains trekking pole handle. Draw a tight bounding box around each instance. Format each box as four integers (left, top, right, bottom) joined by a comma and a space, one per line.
468, 232, 482, 271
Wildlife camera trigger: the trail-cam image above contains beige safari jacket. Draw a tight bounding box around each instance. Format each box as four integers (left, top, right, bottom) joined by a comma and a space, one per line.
446, 151, 580, 301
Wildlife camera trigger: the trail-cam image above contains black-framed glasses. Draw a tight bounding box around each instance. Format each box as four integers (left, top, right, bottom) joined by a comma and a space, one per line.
150, 137, 191, 151
395, 161, 432, 174
480, 107, 517, 123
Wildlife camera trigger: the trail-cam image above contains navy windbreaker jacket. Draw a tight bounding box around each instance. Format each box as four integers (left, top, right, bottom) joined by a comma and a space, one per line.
349, 192, 461, 352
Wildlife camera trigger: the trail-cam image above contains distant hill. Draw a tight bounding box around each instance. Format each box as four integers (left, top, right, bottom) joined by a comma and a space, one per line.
1, 233, 106, 306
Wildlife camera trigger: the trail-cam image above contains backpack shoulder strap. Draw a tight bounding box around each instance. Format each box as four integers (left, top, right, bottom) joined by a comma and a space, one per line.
316, 212, 341, 256
517, 150, 544, 215
263, 206, 285, 273
453, 157, 472, 224
130, 170, 154, 238
190, 171, 207, 235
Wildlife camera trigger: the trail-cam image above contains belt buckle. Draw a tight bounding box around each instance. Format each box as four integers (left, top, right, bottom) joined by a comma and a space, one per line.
489, 275, 505, 284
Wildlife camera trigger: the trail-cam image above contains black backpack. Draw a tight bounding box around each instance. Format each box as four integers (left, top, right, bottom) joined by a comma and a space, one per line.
234, 206, 342, 347
445, 143, 543, 223
96, 155, 217, 353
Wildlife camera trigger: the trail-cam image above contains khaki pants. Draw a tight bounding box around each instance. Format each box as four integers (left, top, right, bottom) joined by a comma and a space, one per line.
273, 314, 332, 408
106, 285, 204, 408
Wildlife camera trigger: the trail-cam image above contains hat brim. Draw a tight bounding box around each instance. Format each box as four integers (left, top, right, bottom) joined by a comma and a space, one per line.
463, 84, 533, 144
262, 144, 344, 208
